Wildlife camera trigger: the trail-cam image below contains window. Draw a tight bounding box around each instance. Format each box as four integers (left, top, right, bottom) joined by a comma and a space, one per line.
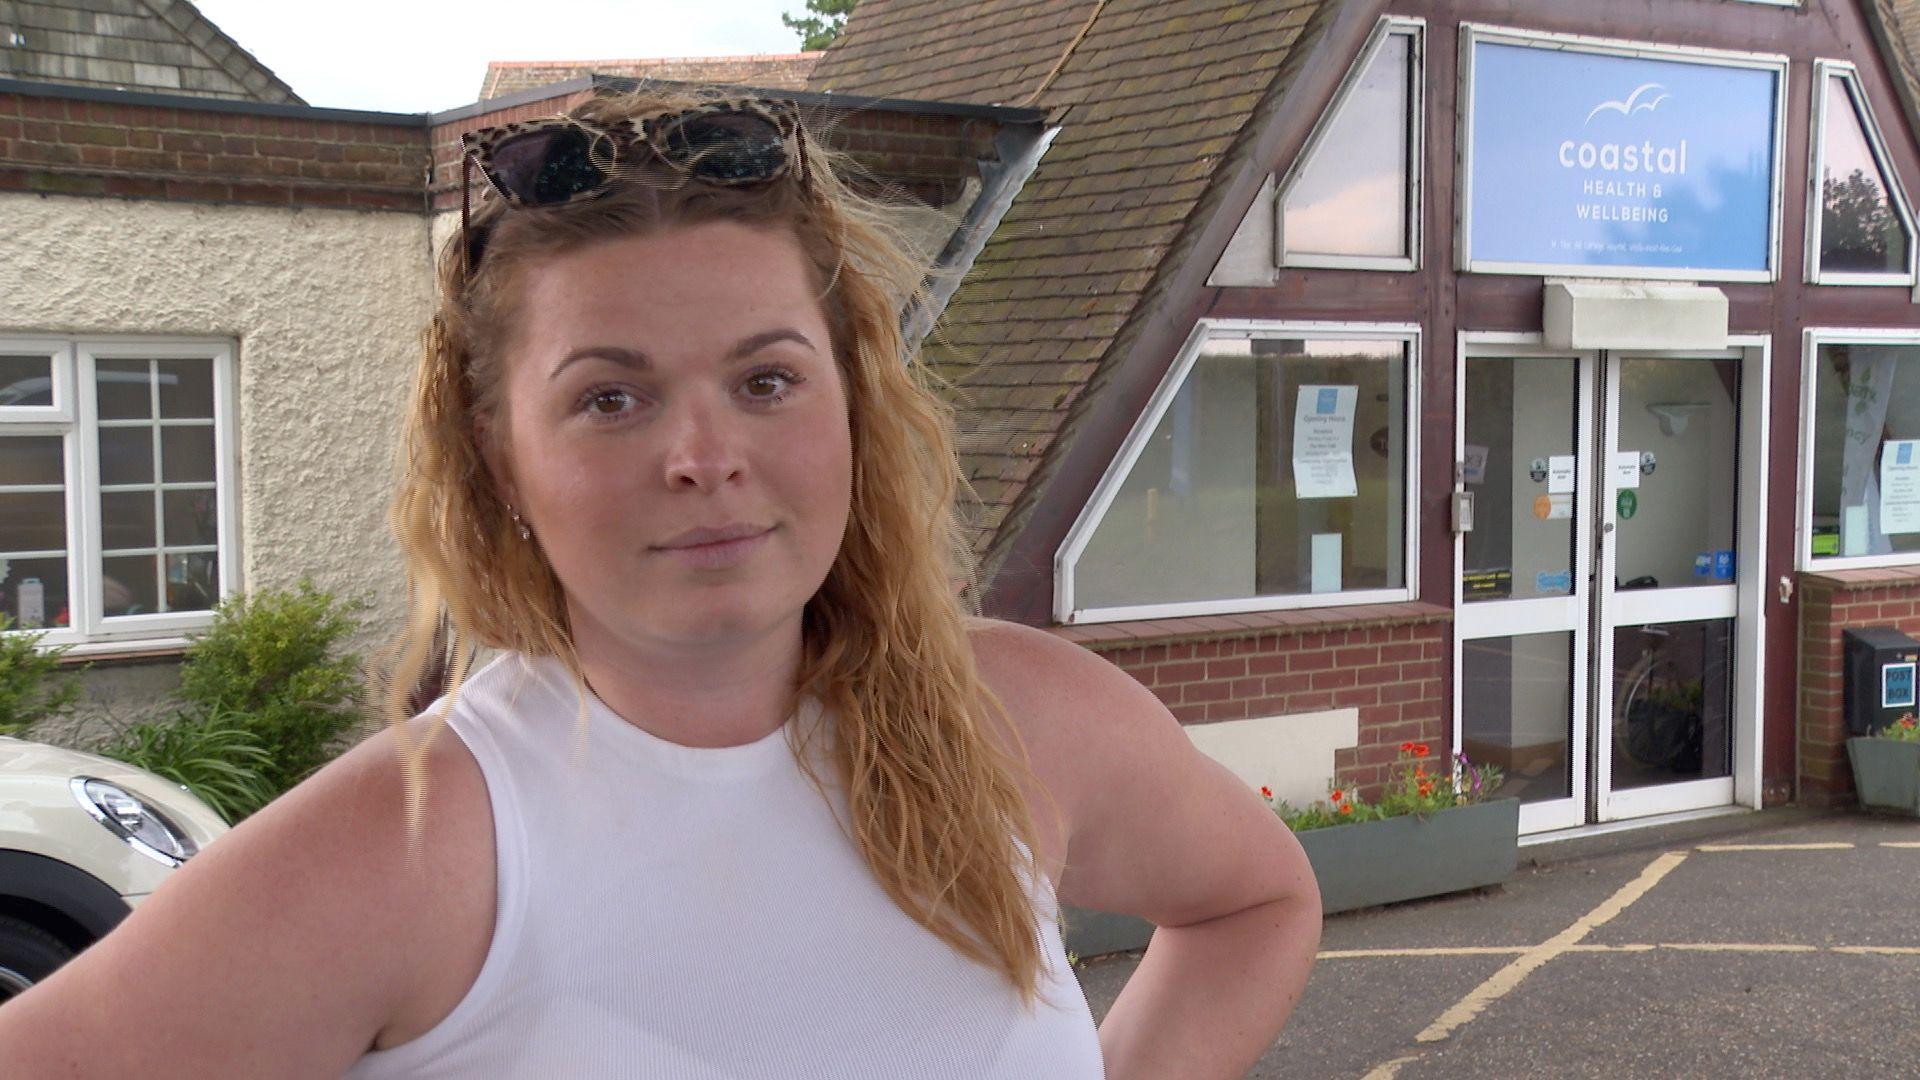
1277, 17, 1423, 270
1057, 322, 1417, 622
0, 337, 238, 648
1801, 332, 1920, 568
1807, 61, 1916, 286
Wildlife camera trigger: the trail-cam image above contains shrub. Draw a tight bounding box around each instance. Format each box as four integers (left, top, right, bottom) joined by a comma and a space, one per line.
175, 579, 368, 793
0, 614, 83, 738
98, 705, 279, 824
1263, 744, 1507, 832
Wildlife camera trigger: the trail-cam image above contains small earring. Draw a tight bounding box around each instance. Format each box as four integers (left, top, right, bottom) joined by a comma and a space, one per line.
507, 504, 531, 542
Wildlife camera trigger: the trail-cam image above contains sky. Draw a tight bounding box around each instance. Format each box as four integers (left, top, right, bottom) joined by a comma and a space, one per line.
190, 0, 814, 115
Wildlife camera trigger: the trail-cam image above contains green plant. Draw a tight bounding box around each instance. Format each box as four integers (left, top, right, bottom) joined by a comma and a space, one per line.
1879, 712, 1920, 743
1261, 742, 1507, 832
97, 705, 279, 824
0, 613, 83, 737
175, 579, 367, 794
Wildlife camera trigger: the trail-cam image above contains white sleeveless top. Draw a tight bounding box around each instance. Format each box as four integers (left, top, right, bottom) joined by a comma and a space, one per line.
344, 652, 1105, 1079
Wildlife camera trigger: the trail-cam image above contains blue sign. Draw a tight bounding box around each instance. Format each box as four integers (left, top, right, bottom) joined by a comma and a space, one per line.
1886, 662, 1917, 710
1694, 552, 1713, 577
1316, 388, 1338, 414
1900, 442, 1914, 466
1535, 570, 1572, 593
1468, 39, 1779, 275
1713, 549, 1735, 580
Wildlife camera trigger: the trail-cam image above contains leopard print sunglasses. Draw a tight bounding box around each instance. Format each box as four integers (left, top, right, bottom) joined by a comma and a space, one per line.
457, 98, 809, 272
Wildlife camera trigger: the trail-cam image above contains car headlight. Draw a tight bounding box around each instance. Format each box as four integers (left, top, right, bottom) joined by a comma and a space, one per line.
70, 778, 200, 868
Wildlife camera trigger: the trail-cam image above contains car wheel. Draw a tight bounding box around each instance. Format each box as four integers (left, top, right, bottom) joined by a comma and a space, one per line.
0, 913, 76, 1001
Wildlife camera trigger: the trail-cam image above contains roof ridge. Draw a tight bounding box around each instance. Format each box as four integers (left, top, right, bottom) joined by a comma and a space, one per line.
485, 53, 824, 68
136, 0, 303, 104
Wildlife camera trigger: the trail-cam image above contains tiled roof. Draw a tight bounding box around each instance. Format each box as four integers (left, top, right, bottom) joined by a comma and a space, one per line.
1869, 1, 1920, 148
479, 53, 822, 100
807, 0, 1329, 573
0, 0, 301, 103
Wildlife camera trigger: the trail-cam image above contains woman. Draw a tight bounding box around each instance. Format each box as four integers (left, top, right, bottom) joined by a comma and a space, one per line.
0, 89, 1318, 1078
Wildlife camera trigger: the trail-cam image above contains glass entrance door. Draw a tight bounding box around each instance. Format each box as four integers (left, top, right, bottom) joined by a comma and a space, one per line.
1457, 347, 1745, 834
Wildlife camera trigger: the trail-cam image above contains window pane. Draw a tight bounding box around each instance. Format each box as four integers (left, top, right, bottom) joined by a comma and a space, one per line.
98, 426, 156, 487
156, 360, 215, 419
1612, 620, 1734, 789
1076, 336, 1407, 609
1462, 358, 1579, 602
95, 360, 153, 420
1810, 343, 1920, 559
163, 552, 218, 614
1821, 75, 1911, 274
102, 554, 160, 617
0, 436, 67, 488
1461, 632, 1573, 804
100, 491, 157, 552
162, 489, 218, 548
0, 491, 67, 552
1613, 358, 1740, 588
0, 556, 70, 630
0, 355, 53, 408
160, 425, 216, 484
1281, 32, 1410, 259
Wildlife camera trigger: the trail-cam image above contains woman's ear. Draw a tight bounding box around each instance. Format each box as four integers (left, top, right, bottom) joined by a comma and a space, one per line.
473, 409, 516, 509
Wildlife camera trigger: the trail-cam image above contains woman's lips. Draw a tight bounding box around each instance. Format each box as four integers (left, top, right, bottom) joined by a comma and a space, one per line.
656, 526, 773, 570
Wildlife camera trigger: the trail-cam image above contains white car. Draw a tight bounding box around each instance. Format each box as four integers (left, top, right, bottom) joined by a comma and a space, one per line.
0, 736, 229, 1001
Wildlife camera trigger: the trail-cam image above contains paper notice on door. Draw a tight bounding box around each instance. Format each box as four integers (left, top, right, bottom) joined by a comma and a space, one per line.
1463, 444, 1489, 485
1880, 439, 1920, 535
1292, 385, 1358, 499
1613, 451, 1641, 490
1843, 504, 1870, 556
1547, 454, 1577, 494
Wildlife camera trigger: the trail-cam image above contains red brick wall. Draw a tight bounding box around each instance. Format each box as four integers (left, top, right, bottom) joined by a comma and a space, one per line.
0, 90, 426, 211
1053, 603, 1452, 798
1797, 565, 1920, 806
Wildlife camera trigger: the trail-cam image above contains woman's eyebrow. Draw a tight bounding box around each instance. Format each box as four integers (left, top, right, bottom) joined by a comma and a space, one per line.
548, 330, 818, 383
727, 328, 818, 360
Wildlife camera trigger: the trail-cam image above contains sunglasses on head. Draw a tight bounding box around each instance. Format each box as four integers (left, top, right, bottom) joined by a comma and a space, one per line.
457, 98, 809, 272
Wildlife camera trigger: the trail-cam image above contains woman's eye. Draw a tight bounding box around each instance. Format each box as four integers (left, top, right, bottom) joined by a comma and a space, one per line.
743, 368, 803, 402
579, 387, 637, 418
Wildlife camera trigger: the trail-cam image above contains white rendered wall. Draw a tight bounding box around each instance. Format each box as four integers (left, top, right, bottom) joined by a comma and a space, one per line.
0, 192, 436, 658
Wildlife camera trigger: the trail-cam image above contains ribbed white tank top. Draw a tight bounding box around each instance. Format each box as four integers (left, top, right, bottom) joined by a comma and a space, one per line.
344, 652, 1106, 1079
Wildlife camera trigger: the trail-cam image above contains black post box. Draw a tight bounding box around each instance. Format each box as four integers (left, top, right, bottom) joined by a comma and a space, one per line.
1843, 627, 1920, 736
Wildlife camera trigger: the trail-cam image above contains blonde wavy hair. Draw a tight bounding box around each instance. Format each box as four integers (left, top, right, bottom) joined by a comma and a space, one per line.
376, 86, 1065, 1009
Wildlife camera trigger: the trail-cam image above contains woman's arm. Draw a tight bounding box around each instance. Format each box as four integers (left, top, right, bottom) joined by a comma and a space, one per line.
972, 620, 1321, 1080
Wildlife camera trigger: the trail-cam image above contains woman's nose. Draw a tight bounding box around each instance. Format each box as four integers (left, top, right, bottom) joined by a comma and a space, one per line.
660, 395, 745, 490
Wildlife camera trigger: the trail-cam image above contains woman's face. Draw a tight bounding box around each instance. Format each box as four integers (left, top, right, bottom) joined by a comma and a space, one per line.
484, 219, 852, 659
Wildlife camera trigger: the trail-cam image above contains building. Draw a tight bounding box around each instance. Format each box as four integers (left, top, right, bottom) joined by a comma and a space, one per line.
811, 0, 1920, 835
4, 0, 1919, 844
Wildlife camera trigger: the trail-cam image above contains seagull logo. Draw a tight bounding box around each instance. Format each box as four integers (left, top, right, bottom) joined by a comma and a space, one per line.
1585, 83, 1670, 124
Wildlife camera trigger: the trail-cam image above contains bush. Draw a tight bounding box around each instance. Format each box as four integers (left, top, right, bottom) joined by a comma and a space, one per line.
0, 614, 83, 738
98, 705, 279, 824
175, 579, 368, 794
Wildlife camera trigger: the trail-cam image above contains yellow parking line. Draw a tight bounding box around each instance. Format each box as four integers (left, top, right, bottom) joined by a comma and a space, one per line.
1318, 946, 1527, 959
1359, 1055, 1422, 1080
1832, 946, 1920, 955
1413, 851, 1688, 1044
1880, 841, 1920, 849
1696, 842, 1853, 851
1657, 942, 1818, 953
1563, 943, 1656, 953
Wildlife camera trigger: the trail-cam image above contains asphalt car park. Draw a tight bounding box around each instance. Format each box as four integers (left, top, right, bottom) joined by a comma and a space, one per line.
1073, 810, 1920, 1078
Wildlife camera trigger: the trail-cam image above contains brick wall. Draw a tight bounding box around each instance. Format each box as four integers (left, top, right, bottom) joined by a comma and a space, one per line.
1053, 603, 1452, 797
1797, 565, 1920, 805
0, 87, 426, 210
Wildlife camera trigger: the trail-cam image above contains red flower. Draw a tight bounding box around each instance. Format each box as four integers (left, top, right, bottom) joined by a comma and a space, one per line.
1418, 781, 1433, 797
1414, 766, 1428, 779
1413, 743, 1432, 758
1400, 741, 1416, 753
1259, 785, 1273, 799
1330, 788, 1345, 803
1338, 803, 1354, 815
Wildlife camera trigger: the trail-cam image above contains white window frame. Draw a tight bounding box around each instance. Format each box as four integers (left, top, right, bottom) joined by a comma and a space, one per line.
1055, 319, 1421, 624
1275, 16, 1425, 272
1804, 60, 1918, 287
1797, 326, 1920, 571
0, 335, 242, 652
1455, 23, 1789, 284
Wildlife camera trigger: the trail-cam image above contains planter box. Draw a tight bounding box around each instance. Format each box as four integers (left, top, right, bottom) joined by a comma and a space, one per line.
1847, 738, 1920, 816
1062, 798, 1521, 960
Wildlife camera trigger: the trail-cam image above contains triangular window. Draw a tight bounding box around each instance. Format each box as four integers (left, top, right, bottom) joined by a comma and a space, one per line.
1278, 21, 1421, 267
1812, 63, 1915, 283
